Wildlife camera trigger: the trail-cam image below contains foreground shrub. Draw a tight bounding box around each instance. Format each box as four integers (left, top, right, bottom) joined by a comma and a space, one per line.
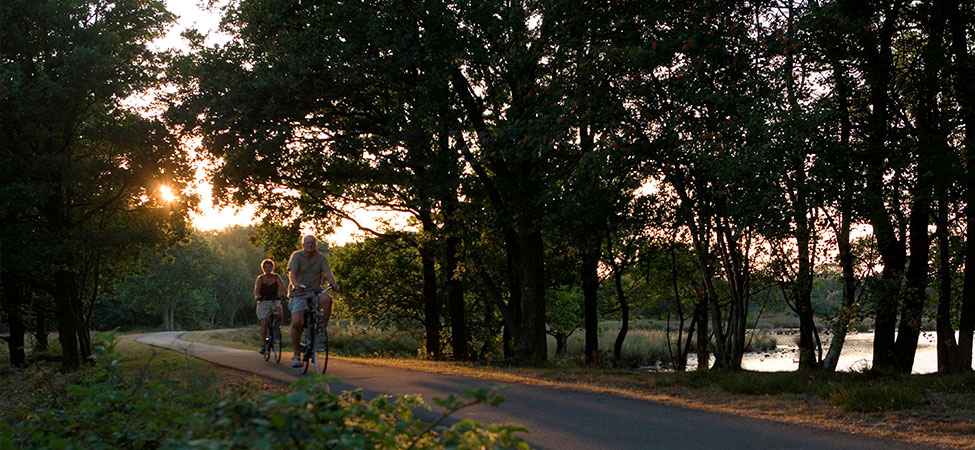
1, 332, 529, 449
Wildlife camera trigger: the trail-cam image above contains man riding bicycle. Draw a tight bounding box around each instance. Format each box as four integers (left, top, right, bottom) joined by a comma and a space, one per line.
287, 235, 340, 368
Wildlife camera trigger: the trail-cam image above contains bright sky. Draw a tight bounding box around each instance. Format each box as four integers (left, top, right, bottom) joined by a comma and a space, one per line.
156, 0, 405, 245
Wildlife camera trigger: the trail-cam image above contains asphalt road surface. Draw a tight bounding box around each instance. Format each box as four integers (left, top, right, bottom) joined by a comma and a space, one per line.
136, 331, 944, 450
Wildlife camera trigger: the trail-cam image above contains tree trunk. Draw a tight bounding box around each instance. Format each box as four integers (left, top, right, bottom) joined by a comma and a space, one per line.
163, 303, 172, 331
824, 198, 857, 371
46, 184, 83, 371
514, 227, 547, 363
581, 248, 599, 365
35, 311, 49, 352
714, 219, 749, 370
843, 0, 905, 373
695, 287, 709, 371
935, 199, 960, 372
442, 193, 468, 361
794, 173, 818, 370
1, 270, 27, 367
444, 234, 467, 361
822, 40, 857, 372
503, 227, 523, 359
612, 267, 629, 367
948, 0, 975, 371
893, 194, 931, 373
895, 0, 947, 373
53, 267, 81, 371
420, 209, 442, 360
667, 246, 690, 371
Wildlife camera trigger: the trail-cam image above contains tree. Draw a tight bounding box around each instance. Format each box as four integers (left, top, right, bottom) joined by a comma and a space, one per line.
329, 238, 424, 330
169, 0, 475, 360
1, 0, 187, 370
117, 233, 217, 331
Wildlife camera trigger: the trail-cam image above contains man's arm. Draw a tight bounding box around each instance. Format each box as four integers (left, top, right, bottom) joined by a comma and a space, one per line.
287, 252, 302, 291
254, 276, 262, 301
324, 270, 339, 292
289, 270, 302, 291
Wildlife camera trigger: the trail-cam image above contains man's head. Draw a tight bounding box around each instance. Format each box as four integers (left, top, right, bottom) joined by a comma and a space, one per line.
302, 235, 317, 253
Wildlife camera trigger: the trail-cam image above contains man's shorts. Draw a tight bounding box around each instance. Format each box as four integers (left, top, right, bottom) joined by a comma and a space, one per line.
256, 299, 281, 320
289, 290, 319, 313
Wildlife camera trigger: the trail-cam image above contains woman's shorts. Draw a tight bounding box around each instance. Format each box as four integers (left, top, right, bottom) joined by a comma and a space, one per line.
256, 300, 282, 320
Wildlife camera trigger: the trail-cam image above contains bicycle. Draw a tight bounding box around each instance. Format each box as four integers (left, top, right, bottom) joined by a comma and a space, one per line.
298, 286, 332, 374
260, 297, 284, 363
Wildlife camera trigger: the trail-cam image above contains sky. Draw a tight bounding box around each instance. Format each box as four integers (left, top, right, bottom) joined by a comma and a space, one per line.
153, 0, 410, 245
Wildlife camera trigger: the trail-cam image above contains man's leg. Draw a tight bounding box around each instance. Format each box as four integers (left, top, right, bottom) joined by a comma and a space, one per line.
290, 312, 304, 358
319, 292, 334, 327
289, 293, 309, 366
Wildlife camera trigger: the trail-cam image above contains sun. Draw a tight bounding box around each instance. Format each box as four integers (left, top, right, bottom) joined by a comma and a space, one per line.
159, 185, 178, 203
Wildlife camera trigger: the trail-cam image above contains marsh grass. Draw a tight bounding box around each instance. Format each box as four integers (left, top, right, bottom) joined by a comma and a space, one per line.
554, 328, 677, 367
744, 333, 778, 352
828, 383, 921, 412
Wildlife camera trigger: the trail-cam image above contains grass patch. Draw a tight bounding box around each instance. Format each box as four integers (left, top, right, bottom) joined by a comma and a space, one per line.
828, 384, 921, 412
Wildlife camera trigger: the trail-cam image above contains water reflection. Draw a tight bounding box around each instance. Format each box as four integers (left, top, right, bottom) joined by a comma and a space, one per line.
688, 331, 975, 373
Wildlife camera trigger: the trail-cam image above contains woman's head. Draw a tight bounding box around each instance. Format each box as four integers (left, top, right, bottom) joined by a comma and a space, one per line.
261, 258, 274, 274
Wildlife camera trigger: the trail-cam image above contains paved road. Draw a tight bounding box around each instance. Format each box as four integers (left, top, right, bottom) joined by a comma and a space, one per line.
136, 332, 943, 450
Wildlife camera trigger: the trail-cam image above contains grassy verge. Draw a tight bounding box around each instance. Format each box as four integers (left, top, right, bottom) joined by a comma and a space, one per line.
184, 327, 975, 450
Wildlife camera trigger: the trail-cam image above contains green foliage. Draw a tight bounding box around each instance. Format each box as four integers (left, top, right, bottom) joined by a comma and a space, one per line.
1, 334, 530, 449
1, 0, 190, 368
208, 226, 273, 326
92, 226, 273, 331
109, 232, 218, 331
330, 239, 424, 329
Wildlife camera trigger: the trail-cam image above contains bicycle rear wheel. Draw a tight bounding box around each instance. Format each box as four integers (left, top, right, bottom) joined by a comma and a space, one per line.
271, 322, 282, 363
314, 322, 328, 374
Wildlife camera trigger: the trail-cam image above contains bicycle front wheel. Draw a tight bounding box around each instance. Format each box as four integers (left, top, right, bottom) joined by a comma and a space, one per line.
314, 322, 328, 374
303, 324, 314, 374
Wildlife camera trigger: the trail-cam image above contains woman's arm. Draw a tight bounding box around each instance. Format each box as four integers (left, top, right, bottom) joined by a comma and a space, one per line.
275, 274, 287, 298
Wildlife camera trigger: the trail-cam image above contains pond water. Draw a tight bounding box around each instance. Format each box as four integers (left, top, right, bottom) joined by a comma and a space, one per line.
689, 331, 975, 373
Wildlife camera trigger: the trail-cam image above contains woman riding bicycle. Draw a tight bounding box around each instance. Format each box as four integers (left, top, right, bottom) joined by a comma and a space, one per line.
254, 258, 286, 355
287, 235, 340, 368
